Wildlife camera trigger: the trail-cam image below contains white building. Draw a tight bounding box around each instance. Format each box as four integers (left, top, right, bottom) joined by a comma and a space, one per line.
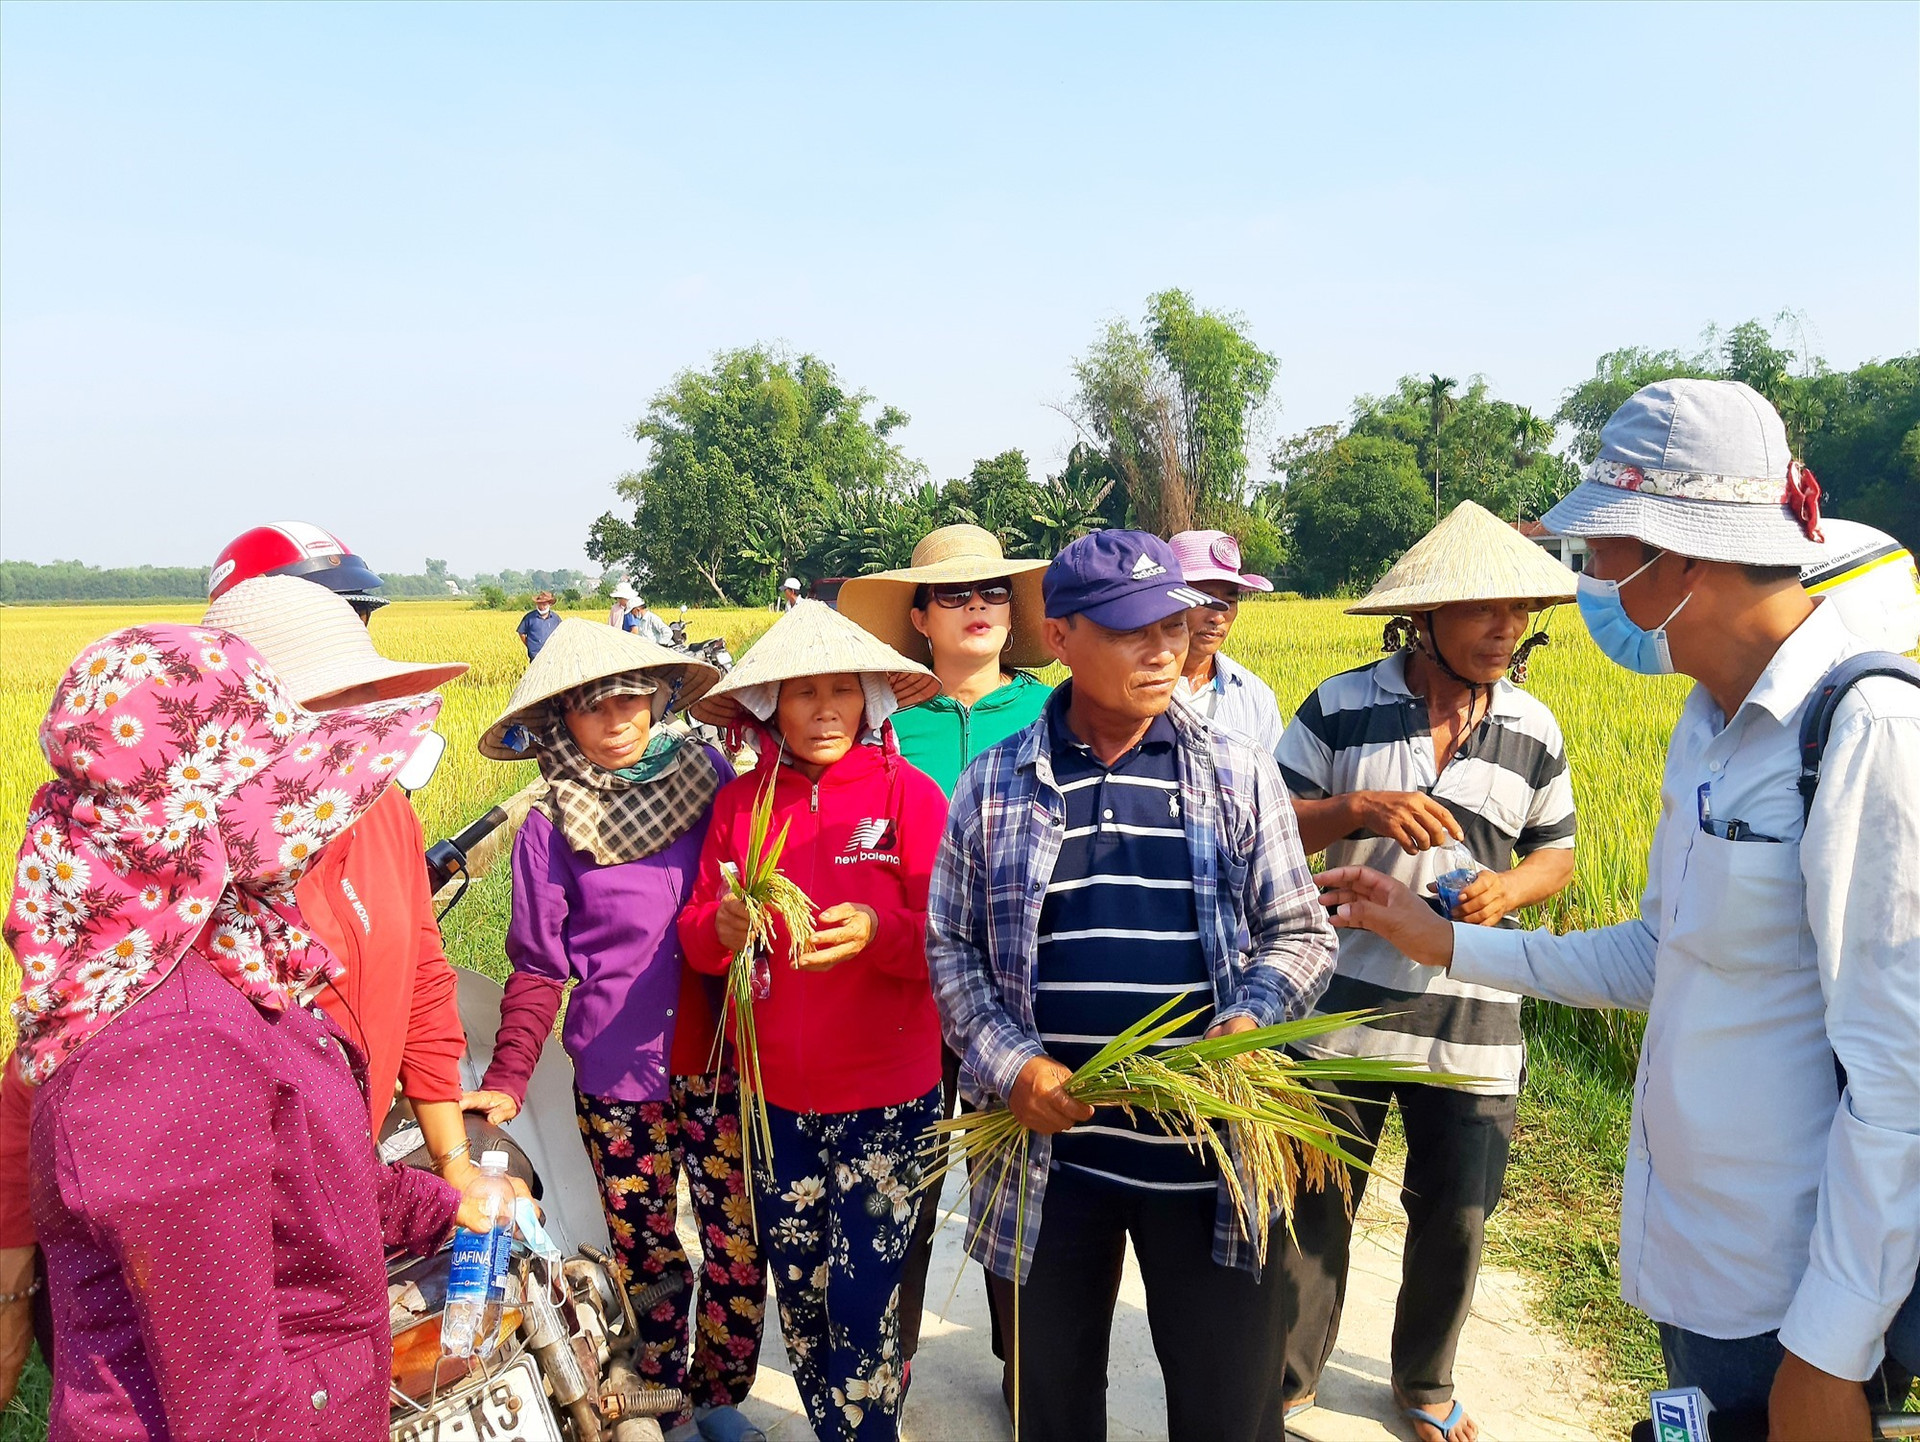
1515, 521, 1588, 573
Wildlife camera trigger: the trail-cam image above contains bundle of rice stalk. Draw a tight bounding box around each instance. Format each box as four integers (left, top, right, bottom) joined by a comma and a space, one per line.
714, 761, 815, 1189
923, 996, 1473, 1269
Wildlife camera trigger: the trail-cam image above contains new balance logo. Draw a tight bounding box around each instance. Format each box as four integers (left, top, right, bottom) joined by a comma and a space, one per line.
1131, 553, 1167, 579
843, 818, 896, 855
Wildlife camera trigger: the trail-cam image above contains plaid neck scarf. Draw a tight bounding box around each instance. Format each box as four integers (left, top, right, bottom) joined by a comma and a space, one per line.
532, 680, 720, 865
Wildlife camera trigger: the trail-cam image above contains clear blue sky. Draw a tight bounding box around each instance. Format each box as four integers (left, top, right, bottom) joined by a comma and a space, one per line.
3, 2, 1914, 574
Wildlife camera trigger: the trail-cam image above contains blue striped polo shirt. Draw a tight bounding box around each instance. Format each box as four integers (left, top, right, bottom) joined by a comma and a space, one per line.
1034, 694, 1216, 1192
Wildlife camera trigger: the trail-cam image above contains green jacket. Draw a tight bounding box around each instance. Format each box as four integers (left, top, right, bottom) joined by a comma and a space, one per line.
890, 670, 1053, 796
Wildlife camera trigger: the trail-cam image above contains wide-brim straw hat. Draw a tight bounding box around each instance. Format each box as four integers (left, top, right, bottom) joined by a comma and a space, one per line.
692, 599, 939, 727
835, 524, 1053, 669
203, 574, 469, 707
1542, 379, 1829, 567
479, 618, 720, 759
1345, 501, 1579, 616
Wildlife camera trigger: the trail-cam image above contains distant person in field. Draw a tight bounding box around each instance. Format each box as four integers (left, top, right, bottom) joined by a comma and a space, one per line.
518, 589, 562, 660
625, 591, 673, 647
775, 576, 803, 612
458, 619, 769, 1442
1168, 529, 1286, 759
837, 522, 1053, 1369
1274, 501, 1579, 1442
929, 530, 1337, 1442
609, 580, 638, 630
1317, 381, 1920, 1442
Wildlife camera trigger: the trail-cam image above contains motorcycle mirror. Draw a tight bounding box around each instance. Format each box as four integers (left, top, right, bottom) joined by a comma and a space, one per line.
395, 731, 446, 794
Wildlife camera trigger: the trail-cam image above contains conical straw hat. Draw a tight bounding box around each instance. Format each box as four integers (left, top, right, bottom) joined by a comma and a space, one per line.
692, 599, 939, 727
836, 524, 1053, 669
1345, 501, 1579, 616
203, 574, 469, 707
480, 618, 720, 759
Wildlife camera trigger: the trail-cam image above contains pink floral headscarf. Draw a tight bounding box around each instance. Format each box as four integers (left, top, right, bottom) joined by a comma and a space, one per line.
5, 624, 443, 1083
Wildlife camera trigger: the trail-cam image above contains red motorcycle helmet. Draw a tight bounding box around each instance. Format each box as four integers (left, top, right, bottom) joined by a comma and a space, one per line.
209, 521, 388, 615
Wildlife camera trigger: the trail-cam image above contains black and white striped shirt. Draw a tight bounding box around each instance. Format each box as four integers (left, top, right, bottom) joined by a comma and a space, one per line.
1275, 653, 1576, 1093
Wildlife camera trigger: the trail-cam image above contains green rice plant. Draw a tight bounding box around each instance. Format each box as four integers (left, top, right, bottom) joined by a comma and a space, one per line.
715, 758, 816, 1189
921, 996, 1475, 1435
924, 996, 1468, 1267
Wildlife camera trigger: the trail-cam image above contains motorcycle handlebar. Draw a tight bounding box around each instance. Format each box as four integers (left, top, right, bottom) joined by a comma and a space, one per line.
424, 805, 510, 895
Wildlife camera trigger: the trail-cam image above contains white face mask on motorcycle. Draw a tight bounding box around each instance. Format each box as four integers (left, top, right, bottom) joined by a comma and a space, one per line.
1574, 550, 1694, 676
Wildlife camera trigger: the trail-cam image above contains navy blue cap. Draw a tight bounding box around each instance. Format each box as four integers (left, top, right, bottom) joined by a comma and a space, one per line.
1043, 530, 1227, 631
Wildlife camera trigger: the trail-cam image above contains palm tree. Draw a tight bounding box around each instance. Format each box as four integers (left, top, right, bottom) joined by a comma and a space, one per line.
1510, 406, 1554, 467
1421, 373, 1458, 521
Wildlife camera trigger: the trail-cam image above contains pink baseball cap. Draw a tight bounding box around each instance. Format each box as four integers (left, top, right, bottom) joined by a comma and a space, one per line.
1168, 531, 1273, 593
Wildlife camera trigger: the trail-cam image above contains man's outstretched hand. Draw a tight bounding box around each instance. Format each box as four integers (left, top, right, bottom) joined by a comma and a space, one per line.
1314, 865, 1455, 968
1009, 1055, 1094, 1135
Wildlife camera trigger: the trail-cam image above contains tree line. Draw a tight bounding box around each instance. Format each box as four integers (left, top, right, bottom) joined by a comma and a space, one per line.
591, 302, 1918, 604
0, 557, 602, 605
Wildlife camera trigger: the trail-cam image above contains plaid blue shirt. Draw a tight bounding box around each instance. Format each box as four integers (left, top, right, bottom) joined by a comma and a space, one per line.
928, 687, 1337, 1282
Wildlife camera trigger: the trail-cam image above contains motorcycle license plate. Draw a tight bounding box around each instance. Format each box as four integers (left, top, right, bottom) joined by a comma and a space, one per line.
389, 1357, 562, 1442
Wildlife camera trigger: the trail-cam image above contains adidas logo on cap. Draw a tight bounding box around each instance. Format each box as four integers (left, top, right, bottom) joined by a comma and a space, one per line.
1131, 552, 1167, 579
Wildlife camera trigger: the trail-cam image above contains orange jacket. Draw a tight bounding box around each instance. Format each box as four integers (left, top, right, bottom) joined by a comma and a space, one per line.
299, 786, 466, 1127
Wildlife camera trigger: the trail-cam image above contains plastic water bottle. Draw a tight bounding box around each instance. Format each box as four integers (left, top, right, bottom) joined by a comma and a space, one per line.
1433, 838, 1482, 916
440, 1149, 517, 1359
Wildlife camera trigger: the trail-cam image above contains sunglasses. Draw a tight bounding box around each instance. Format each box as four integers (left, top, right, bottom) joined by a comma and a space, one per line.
926, 579, 1013, 609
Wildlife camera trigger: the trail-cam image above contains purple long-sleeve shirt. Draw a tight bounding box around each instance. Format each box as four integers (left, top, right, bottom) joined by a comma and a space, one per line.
30, 953, 460, 1442
483, 757, 727, 1105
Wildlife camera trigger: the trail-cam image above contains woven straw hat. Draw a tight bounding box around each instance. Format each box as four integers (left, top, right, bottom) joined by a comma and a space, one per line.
202, 574, 469, 707
836, 524, 1052, 669
1345, 501, 1578, 616
480, 618, 720, 759
692, 599, 939, 727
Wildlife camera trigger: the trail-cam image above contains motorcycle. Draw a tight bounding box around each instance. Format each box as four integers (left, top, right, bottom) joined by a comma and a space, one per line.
379, 954, 685, 1442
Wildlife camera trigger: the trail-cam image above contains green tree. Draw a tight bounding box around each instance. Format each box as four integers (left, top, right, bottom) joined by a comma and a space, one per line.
1029, 445, 1120, 555
1554, 344, 1717, 461
1419, 373, 1458, 521
947, 449, 1040, 552
589, 346, 919, 604
1067, 290, 1278, 536
1270, 429, 1430, 595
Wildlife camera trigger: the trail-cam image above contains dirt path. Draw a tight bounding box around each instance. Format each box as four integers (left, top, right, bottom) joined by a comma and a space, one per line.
695, 1165, 1608, 1441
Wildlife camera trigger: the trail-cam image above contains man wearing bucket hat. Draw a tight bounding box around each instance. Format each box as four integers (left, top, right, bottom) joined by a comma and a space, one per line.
1168, 529, 1285, 758
678, 601, 946, 1441
837, 523, 1054, 1366
1317, 381, 1920, 1440
1273, 500, 1580, 1442
928, 530, 1337, 1441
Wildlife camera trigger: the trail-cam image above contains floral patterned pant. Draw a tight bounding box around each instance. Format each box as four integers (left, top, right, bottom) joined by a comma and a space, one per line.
574, 1070, 767, 1425
757, 1088, 942, 1442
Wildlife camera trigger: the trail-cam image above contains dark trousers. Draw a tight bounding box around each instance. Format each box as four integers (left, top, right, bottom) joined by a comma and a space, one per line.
898, 1044, 963, 1360
1280, 1076, 1516, 1408
985, 1167, 1291, 1442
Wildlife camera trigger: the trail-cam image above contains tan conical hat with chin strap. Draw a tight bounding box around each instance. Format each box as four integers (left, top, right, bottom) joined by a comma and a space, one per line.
836, 524, 1052, 669
479, 618, 720, 759
692, 599, 939, 727
1345, 501, 1579, 616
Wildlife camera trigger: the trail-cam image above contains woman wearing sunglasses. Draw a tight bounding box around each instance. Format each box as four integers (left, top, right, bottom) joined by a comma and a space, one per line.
835, 523, 1054, 1375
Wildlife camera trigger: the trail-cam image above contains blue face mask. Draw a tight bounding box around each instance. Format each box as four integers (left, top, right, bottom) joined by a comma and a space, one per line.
1575, 551, 1692, 675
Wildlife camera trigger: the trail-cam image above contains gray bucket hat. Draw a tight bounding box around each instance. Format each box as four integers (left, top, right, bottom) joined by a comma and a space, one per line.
1542, 379, 1830, 566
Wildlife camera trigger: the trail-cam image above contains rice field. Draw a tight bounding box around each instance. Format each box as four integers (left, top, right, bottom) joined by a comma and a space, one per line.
0, 595, 1677, 1070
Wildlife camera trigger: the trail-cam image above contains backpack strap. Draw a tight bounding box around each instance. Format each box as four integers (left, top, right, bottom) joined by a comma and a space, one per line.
1797, 650, 1920, 820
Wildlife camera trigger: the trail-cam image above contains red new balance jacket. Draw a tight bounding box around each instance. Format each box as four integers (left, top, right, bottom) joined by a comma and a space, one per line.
679, 740, 946, 1116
